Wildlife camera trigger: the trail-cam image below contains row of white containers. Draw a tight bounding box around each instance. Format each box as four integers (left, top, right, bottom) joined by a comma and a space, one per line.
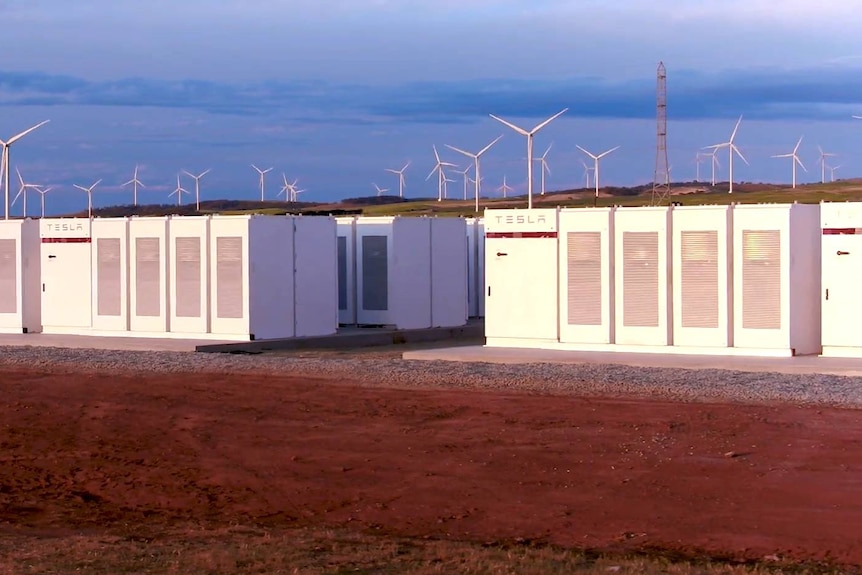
0, 215, 338, 340
0, 214, 479, 340
485, 202, 859, 357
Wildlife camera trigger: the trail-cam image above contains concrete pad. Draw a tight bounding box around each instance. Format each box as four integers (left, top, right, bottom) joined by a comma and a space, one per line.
402, 345, 862, 377
0, 333, 237, 352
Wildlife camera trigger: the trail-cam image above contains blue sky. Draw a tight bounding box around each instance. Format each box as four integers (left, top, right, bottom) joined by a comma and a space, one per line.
4, 0, 862, 215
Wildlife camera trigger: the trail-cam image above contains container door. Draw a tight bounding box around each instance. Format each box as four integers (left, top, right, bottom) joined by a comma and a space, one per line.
41, 242, 92, 328
559, 231, 608, 343
485, 237, 558, 340
356, 232, 390, 325
822, 235, 862, 348
0, 238, 17, 316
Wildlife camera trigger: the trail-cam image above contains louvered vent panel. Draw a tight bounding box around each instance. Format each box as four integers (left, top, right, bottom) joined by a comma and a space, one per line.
742, 229, 781, 330
337, 236, 348, 311
216, 236, 244, 319
0, 239, 17, 314
175, 237, 201, 318
135, 237, 161, 317
361, 235, 388, 311
97, 238, 122, 317
566, 232, 602, 326
623, 231, 659, 327
680, 230, 719, 328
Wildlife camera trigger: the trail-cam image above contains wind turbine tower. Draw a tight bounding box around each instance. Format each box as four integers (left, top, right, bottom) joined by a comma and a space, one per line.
497, 175, 514, 199
771, 136, 806, 189
35, 186, 52, 218
252, 164, 273, 201
385, 161, 410, 198
169, 174, 189, 207
122, 165, 146, 206
426, 146, 456, 202
456, 165, 472, 200
183, 168, 211, 211
1, 120, 50, 220
651, 62, 670, 206
490, 109, 568, 209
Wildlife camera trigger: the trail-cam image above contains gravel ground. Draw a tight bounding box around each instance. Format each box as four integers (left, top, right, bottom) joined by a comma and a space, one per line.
1, 344, 861, 409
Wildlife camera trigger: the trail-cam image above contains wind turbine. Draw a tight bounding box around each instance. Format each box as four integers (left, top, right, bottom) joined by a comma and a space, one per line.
385, 161, 410, 198
455, 165, 472, 201
35, 186, 52, 218
445, 135, 503, 213
252, 164, 273, 201
278, 173, 293, 202
695, 152, 707, 182
576, 145, 621, 204
373, 183, 389, 197
122, 165, 146, 206
581, 159, 593, 189
183, 168, 210, 211
818, 146, 837, 184
425, 145, 456, 202
496, 175, 514, 199
442, 172, 456, 200
489, 108, 568, 209
168, 174, 189, 207
830, 164, 842, 182
12, 168, 40, 218
533, 143, 553, 195
73, 179, 102, 218
703, 115, 748, 194
0, 120, 50, 220
709, 148, 721, 186
771, 136, 806, 189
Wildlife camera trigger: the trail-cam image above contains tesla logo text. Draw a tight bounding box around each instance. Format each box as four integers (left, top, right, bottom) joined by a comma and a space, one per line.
494, 214, 547, 225
46, 223, 84, 232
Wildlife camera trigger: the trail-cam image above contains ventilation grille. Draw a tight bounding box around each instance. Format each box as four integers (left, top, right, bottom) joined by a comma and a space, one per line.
742, 229, 781, 330
0, 239, 16, 314
337, 236, 348, 311
175, 237, 201, 318
566, 232, 602, 326
623, 231, 659, 328
96, 238, 122, 317
361, 235, 388, 311
680, 230, 719, 328
216, 236, 244, 319
135, 237, 161, 317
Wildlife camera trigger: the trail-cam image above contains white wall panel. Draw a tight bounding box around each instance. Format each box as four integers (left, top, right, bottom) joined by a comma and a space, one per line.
392, 217, 432, 329
91, 218, 130, 332
129, 217, 170, 333
429, 217, 467, 328
0, 220, 40, 333
294, 216, 338, 337
169, 216, 210, 334
336, 217, 357, 325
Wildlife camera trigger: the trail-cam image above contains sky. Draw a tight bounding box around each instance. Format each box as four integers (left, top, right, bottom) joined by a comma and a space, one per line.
4, 0, 862, 216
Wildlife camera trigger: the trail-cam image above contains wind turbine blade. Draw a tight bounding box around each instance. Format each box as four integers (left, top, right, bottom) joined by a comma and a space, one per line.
703, 143, 726, 150
73, 184, 87, 192
772, 153, 792, 158
796, 156, 807, 172
426, 166, 438, 181
489, 114, 529, 136
794, 136, 803, 153
853, 116, 862, 119
182, 170, 194, 178
477, 135, 503, 156
432, 145, 442, 163
201, 168, 211, 177
541, 142, 553, 159
729, 115, 743, 143
401, 161, 411, 171
598, 145, 621, 158
122, 178, 134, 187
7, 120, 50, 145
530, 108, 568, 133
575, 145, 598, 160
445, 144, 473, 158
16, 167, 24, 187
385, 168, 399, 174
732, 144, 749, 165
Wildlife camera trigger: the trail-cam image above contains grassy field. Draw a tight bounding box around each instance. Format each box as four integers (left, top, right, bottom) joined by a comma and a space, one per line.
1, 526, 851, 575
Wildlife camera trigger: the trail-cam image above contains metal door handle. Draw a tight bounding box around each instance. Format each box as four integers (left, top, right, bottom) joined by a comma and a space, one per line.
826, 288, 829, 300
48, 255, 56, 259
496, 252, 508, 257
838, 250, 850, 255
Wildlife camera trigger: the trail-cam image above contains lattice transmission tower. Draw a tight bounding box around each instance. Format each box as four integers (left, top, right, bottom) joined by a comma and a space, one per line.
651, 61, 670, 205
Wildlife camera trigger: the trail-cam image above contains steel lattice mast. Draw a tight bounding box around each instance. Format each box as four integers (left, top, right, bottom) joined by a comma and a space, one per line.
651, 62, 670, 205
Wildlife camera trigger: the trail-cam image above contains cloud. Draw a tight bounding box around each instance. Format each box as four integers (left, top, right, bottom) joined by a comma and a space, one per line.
1, 65, 861, 124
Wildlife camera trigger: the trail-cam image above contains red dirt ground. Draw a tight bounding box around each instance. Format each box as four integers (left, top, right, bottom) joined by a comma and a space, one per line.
1, 367, 861, 566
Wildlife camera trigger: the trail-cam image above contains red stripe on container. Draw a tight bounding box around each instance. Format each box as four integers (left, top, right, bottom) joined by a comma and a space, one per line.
41, 237, 92, 243
822, 228, 862, 235
486, 231, 558, 239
